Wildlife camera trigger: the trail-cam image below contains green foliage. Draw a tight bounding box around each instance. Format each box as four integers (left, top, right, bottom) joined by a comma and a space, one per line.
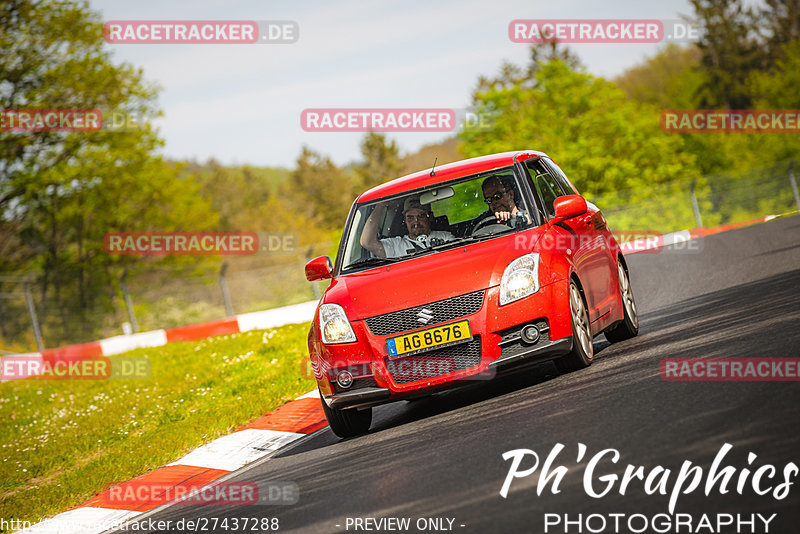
0, 323, 316, 526
461, 58, 701, 231
0, 0, 219, 347
286, 146, 357, 229
354, 133, 402, 190
614, 17, 800, 176
690, 0, 764, 108
757, 0, 800, 64
614, 44, 706, 109
183, 159, 290, 231
400, 138, 462, 174
751, 40, 800, 108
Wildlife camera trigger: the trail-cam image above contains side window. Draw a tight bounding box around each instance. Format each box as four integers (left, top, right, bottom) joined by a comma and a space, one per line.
525, 159, 565, 219
543, 158, 579, 195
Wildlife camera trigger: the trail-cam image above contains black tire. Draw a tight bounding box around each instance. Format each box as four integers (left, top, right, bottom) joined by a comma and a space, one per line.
554, 280, 594, 373
321, 398, 372, 438
604, 260, 639, 343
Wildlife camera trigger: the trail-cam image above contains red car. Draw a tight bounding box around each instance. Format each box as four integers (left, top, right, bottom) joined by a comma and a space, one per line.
305, 150, 639, 437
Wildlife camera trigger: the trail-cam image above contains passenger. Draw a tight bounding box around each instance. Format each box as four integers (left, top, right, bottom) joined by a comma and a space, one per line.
360, 196, 455, 258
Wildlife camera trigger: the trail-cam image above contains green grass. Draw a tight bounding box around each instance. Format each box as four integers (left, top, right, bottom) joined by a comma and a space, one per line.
0, 323, 316, 529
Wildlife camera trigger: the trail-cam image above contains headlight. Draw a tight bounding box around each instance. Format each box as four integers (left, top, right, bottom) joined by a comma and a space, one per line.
319, 303, 357, 344
499, 253, 540, 305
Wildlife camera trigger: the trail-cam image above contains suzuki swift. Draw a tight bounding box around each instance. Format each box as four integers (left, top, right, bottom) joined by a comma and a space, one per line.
305, 150, 639, 437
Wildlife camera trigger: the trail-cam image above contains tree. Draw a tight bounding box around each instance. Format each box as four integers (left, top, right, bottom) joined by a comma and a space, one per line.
747, 40, 800, 162
690, 0, 764, 108
613, 43, 738, 175
758, 0, 800, 64
0, 0, 217, 346
461, 57, 703, 230
354, 133, 402, 190
475, 43, 582, 94
400, 138, 461, 175
187, 159, 289, 231
286, 147, 356, 230
614, 44, 705, 109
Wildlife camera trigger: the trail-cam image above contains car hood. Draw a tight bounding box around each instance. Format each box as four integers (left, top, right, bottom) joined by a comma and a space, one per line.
325, 229, 545, 320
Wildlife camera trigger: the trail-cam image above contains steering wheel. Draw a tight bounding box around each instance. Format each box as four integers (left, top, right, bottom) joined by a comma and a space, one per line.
471, 214, 511, 236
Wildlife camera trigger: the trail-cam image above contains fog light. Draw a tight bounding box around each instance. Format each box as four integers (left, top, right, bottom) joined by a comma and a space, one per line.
337, 370, 354, 389
520, 324, 540, 344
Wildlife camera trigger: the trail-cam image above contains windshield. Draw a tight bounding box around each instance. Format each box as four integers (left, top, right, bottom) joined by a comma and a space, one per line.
339, 166, 536, 272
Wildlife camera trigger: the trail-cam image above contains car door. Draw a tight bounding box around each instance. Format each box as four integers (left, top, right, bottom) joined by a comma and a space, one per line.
544, 158, 618, 319
523, 158, 611, 323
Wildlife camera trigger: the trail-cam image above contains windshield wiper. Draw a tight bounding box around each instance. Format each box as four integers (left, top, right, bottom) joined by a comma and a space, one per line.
405, 237, 476, 256
475, 226, 518, 238
347, 256, 401, 269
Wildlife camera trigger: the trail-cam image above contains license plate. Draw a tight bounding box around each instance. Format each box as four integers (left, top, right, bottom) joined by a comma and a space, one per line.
386, 320, 472, 359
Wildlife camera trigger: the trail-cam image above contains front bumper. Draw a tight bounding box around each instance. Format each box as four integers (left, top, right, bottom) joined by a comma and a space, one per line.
314, 279, 573, 410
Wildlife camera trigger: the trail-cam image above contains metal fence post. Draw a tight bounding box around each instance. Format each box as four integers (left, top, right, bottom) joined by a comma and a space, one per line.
690, 177, 703, 228
120, 268, 139, 333
23, 276, 44, 351
219, 262, 234, 316
789, 160, 800, 213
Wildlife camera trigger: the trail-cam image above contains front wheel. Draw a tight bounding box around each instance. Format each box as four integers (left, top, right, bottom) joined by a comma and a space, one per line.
555, 280, 594, 373
604, 260, 639, 343
321, 397, 372, 438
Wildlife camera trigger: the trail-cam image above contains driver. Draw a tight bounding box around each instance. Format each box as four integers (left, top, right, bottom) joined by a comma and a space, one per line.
471, 175, 529, 232
360, 196, 455, 258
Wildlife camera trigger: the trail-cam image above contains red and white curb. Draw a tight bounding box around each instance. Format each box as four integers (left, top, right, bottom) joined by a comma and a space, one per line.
617, 215, 781, 256
2, 300, 319, 382
19, 390, 327, 534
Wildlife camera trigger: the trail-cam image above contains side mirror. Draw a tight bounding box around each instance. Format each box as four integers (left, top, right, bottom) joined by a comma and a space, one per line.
305, 255, 333, 281
553, 195, 588, 221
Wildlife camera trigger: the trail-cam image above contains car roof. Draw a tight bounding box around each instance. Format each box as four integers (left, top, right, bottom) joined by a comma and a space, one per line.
357, 150, 548, 202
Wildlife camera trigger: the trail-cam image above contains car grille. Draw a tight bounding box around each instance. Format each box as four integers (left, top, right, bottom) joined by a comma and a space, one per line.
364, 290, 485, 336
385, 336, 481, 384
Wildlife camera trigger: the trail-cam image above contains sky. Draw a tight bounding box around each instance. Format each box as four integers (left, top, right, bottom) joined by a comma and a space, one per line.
90, 0, 700, 168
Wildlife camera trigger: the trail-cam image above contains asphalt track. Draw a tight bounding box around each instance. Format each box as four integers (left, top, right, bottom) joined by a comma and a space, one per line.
128, 216, 800, 533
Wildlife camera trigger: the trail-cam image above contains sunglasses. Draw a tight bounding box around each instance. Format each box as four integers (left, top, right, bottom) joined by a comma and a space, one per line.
483, 191, 506, 204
